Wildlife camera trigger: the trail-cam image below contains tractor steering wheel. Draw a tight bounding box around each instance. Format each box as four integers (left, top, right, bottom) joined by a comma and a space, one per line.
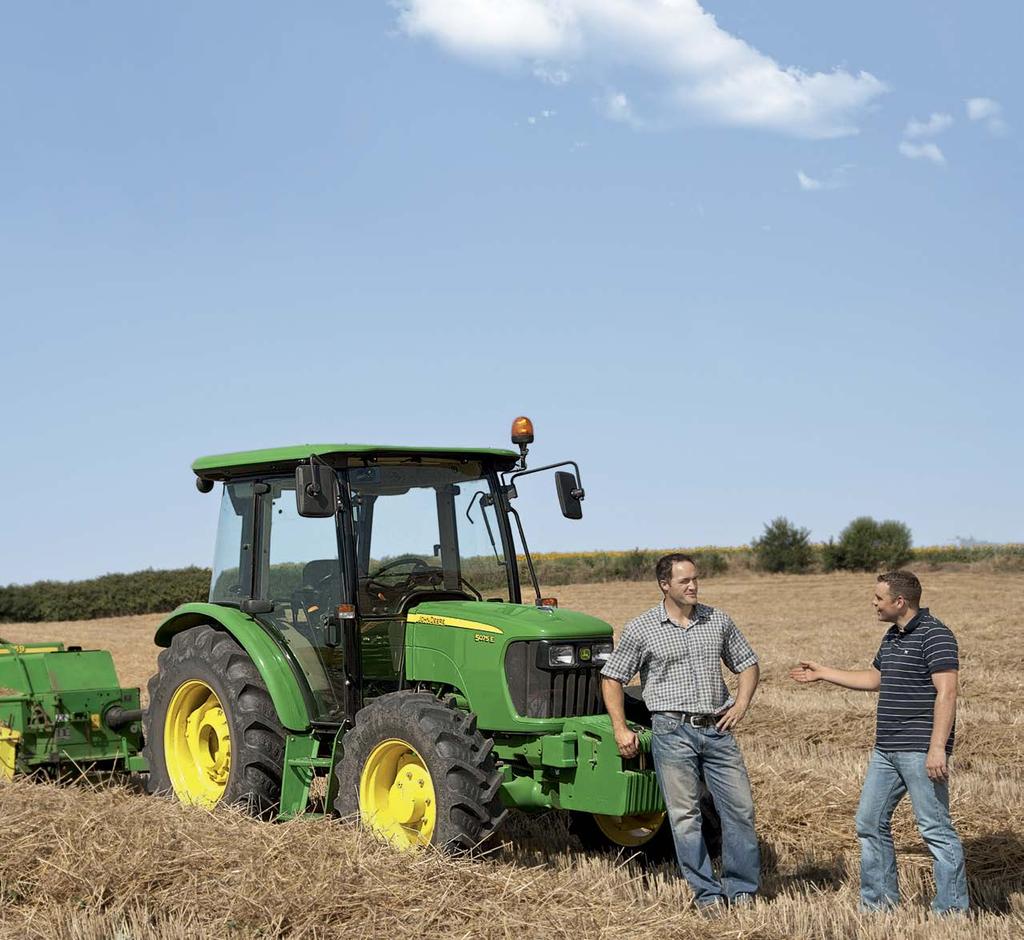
369, 555, 433, 579
365, 555, 442, 597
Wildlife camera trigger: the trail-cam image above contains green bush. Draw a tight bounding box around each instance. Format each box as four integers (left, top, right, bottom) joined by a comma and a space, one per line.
0, 567, 211, 623
521, 548, 729, 587
911, 543, 1024, 565
616, 548, 659, 581
826, 517, 913, 572
820, 539, 842, 572
752, 517, 814, 573
691, 550, 729, 577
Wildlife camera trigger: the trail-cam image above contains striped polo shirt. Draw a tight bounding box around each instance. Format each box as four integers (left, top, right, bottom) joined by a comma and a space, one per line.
871, 608, 959, 754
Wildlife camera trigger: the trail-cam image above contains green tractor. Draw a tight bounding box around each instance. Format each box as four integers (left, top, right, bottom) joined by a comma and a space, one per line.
143, 418, 675, 857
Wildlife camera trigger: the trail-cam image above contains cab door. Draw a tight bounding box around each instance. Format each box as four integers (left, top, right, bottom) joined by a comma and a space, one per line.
347, 470, 456, 694
255, 476, 349, 720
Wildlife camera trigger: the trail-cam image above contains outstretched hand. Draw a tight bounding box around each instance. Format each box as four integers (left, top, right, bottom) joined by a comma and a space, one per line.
789, 661, 825, 683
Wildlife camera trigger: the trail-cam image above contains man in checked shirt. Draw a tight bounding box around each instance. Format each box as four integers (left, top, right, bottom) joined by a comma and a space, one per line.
601, 553, 761, 910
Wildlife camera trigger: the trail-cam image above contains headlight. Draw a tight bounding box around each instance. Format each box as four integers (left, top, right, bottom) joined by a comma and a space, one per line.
592, 642, 613, 664
547, 644, 576, 667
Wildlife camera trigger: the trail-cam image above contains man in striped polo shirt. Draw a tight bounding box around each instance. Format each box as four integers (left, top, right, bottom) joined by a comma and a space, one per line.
601, 553, 761, 910
790, 570, 969, 914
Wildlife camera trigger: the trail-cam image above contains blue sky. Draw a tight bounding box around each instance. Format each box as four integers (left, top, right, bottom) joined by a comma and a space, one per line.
1, 2, 1021, 585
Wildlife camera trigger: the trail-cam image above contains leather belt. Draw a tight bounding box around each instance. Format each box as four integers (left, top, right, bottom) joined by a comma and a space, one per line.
659, 710, 718, 728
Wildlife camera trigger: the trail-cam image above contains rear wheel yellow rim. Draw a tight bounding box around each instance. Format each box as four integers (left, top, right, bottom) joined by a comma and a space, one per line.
359, 739, 436, 850
164, 679, 231, 807
594, 810, 666, 847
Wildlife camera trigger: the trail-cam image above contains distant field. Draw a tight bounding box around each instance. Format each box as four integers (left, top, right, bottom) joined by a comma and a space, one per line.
2, 570, 1022, 938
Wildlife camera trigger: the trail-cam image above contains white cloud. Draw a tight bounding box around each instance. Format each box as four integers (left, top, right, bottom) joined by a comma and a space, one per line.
534, 64, 570, 85
796, 164, 852, 191
602, 91, 638, 125
899, 141, 946, 165
904, 112, 953, 138
523, 109, 556, 126
966, 97, 1001, 121
399, 0, 569, 61
797, 170, 823, 191
397, 0, 886, 138
966, 97, 1007, 135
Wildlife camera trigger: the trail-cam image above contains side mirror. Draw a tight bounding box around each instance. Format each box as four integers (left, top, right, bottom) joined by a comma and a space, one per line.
295, 465, 336, 517
555, 471, 583, 520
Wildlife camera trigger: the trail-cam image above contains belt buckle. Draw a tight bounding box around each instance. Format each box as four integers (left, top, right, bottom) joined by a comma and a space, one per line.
687, 713, 703, 727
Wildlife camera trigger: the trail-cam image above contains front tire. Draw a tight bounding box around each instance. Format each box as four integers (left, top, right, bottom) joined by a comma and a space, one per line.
143, 625, 286, 818
570, 810, 676, 863
570, 788, 722, 865
334, 691, 506, 851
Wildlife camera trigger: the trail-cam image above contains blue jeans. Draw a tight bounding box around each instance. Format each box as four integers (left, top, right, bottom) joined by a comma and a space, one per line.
855, 749, 969, 913
650, 713, 760, 905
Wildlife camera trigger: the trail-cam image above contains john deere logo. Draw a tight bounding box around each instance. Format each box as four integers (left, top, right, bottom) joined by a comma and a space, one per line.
578, 647, 592, 662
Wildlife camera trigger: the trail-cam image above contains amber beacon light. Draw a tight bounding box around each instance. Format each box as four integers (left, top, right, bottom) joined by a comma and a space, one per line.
510, 416, 534, 445
510, 415, 534, 468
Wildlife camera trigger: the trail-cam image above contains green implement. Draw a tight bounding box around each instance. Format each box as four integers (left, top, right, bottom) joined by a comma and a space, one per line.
0, 639, 145, 779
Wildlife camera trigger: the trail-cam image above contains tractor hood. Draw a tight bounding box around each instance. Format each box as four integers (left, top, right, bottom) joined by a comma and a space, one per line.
403, 600, 615, 733
406, 600, 613, 641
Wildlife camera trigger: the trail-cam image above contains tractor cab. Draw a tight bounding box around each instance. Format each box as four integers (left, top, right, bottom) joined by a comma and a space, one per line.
192, 420, 584, 724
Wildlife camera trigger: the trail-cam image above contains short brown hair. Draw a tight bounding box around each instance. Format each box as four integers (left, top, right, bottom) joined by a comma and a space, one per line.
878, 570, 922, 608
656, 553, 698, 585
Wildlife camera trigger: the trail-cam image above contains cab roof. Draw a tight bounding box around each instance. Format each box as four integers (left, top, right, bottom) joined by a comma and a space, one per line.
192, 444, 520, 479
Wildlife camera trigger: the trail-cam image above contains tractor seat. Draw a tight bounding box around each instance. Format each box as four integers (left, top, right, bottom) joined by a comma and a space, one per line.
292, 558, 341, 625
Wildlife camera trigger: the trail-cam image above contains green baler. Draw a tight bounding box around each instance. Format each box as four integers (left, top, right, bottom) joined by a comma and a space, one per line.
0, 640, 144, 779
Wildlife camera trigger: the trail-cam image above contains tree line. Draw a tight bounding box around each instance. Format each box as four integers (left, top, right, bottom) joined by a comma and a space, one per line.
2, 536, 1021, 623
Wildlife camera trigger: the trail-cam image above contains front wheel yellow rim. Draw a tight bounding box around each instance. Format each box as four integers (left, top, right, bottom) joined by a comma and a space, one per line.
164, 679, 231, 808
594, 810, 667, 847
359, 739, 436, 850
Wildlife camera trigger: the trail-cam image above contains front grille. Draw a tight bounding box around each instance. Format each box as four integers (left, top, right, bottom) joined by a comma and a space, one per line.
504, 640, 605, 719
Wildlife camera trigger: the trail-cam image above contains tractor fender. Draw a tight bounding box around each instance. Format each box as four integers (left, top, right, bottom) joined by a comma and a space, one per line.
155, 603, 313, 732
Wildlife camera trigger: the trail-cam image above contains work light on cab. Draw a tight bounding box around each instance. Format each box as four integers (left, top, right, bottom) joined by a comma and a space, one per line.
511, 415, 534, 467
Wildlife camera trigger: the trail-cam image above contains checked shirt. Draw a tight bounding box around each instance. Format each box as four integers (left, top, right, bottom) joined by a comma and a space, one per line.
601, 602, 759, 714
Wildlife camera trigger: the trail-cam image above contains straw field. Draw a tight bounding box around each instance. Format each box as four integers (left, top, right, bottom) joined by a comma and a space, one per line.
2, 570, 1022, 939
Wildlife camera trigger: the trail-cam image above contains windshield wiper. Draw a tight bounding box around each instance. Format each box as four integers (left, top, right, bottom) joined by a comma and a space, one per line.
466, 490, 503, 567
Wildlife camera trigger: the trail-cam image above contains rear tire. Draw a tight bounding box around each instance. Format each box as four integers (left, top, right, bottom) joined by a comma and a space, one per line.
143, 625, 286, 818
334, 691, 506, 851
